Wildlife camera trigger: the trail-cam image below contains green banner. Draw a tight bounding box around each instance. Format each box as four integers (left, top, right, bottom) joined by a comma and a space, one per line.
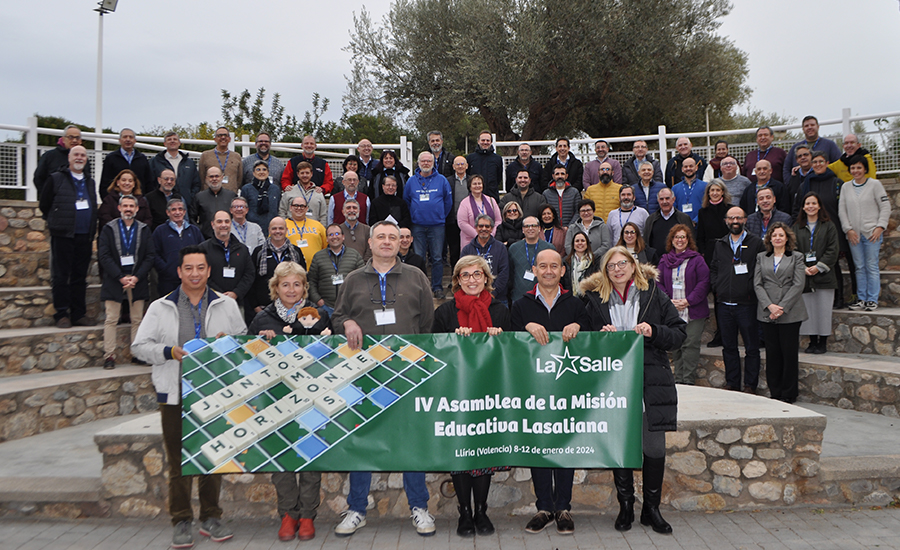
179, 331, 644, 475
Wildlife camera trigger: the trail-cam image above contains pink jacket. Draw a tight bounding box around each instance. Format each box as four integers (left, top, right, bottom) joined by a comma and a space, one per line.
457, 194, 500, 245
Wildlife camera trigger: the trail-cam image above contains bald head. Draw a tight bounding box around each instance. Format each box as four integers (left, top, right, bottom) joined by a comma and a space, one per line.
533, 249, 565, 290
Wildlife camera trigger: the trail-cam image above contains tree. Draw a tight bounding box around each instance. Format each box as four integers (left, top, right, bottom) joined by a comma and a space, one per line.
345, 0, 750, 143
220, 88, 298, 141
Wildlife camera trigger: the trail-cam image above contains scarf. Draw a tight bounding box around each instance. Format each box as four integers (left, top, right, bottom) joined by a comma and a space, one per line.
838, 149, 870, 167
258, 238, 304, 277
274, 298, 300, 324
253, 178, 269, 215
658, 248, 701, 270
454, 289, 493, 333
467, 194, 494, 221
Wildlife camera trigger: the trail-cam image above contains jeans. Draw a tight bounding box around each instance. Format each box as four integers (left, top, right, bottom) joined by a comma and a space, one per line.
531, 468, 574, 512
319, 304, 334, 317
346, 471, 429, 514
412, 224, 445, 291
848, 234, 882, 302
718, 303, 760, 390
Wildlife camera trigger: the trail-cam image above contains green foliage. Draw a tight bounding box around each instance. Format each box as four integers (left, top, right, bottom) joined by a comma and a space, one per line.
220, 88, 299, 141
710, 108, 797, 146
7, 114, 114, 150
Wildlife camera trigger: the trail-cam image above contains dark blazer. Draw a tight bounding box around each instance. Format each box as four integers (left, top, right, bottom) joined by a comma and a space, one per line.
39, 169, 98, 239
97, 220, 154, 302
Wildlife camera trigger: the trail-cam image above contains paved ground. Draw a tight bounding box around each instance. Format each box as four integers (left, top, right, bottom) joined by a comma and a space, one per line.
3, 507, 900, 549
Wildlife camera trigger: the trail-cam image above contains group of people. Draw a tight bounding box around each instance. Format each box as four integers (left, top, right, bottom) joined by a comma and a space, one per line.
34, 118, 891, 547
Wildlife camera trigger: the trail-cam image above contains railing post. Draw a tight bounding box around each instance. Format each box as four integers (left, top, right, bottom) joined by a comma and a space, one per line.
657, 125, 668, 168
229, 132, 236, 152
242, 134, 250, 157
25, 116, 38, 202
399, 136, 410, 167
842, 107, 852, 137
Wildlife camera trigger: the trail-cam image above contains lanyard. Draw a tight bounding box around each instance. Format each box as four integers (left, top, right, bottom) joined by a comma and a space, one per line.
757, 148, 770, 162
525, 242, 538, 266
218, 240, 231, 265
730, 232, 745, 262
377, 264, 395, 308
676, 263, 683, 279
773, 256, 782, 273
619, 208, 634, 229
808, 223, 816, 250
290, 218, 309, 239
214, 150, 230, 172
191, 296, 203, 339
477, 241, 493, 258
70, 174, 87, 200
232, 221, 247, 243
118, 219, 135, 254
544, 228, 554, 243
761, 216, 770, 237
330, 246, 345, 273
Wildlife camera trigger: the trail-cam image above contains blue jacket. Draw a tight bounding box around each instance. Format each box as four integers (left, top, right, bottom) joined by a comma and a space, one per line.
403, 169, 452, 226
461, 235, 510, 300
241, 180, 282, 230
632, 181, 666, 215
152, 221, 205, 293
672, 178, 707, 223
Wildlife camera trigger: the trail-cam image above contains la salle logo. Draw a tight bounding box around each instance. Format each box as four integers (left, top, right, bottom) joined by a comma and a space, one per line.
536, 346, 625, 380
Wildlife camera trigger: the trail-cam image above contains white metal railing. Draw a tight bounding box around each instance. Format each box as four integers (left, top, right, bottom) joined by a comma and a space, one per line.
0, 117, 413, 201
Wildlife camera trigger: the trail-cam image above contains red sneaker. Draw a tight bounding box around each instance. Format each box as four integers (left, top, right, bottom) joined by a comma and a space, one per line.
278, 514, 298, 541
297, 518, 315, 540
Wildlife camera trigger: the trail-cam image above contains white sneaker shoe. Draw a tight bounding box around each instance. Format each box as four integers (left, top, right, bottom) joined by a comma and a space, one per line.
334, 510, 366, 537
411, 507, 436, 536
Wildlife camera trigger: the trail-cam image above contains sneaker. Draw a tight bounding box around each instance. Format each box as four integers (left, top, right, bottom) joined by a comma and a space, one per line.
171, 520, 193, 549
56, 316, 72, 329
525, 510, 554, 533
555, 509, 575, 535
334, 510, 366, 537
865, 301, 878, 311
411, 507, 435, 536
297, 518, 315, 541
104, 355, 116, 370
278, 514, 298, 541
199, 518, 233, 543
847, 300, 865, 311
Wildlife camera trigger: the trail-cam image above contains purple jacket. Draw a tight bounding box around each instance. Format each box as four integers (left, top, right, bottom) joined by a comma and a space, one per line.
657, 249, 710, 320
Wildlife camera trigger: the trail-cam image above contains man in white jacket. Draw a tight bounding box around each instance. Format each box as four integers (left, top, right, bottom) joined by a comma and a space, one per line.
132, 244, 246, 549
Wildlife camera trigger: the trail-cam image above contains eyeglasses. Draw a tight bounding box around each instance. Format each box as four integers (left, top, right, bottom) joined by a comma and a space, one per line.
811, 160, 827, 165
458, 271, 484, 281
254, 167, 268, 172
231, 205, 246, 210
725, 216, 745, 221
476, 224, 492, 229
623, 230, 636, 235
291, 204, 308, 209
64, 135, 81, 140
208, 174, 222, 179
606, 260, 630, 272
721, 161, 737, 166
326, 232, 342, 237
522, 223, 539, 228
600, 168, 612, 172
506, 209, 519, 213
256, 140, 271, 144
215, 133, 229, 138
160, 177, 175, 182
673, 235, 688, 240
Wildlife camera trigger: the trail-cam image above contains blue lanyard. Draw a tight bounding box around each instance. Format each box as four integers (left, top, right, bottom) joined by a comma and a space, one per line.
214, 150, 230, 172
773, 256, 782, 273
70, 174, 86, 201
477, 241, 493, 258
757, 148, 770, 162
218, 240, 231, 265
377, 265, 395, 308
192, 296, 203, 338
619, 208, 634, 229
232, 221, 247, 243
809, 223, 816, 250
544, 228, 553, 243
525, 242, 538, 266
330, 246, 344, 273
118, 219, 135, 254
676, 264, 683, 279
730, 232, 745, 262
761, 216, 770, 237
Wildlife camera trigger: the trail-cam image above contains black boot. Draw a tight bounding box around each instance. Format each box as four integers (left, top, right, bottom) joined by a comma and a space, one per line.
640, 455, 673, 534
471, 474, 495, 535
612, 468, 634, 531
816, 336, 828, 354
452, 474, 475, 537
805, 335, 819, 354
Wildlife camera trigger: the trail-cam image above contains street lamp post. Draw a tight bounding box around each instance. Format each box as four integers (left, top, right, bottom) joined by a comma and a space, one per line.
94, 0, 118, 187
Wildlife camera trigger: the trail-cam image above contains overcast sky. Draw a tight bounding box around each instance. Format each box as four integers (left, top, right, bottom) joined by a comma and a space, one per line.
2, 0, 899, 142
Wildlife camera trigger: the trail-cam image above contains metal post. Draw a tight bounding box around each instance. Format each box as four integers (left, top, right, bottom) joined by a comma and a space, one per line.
842, 107, 852, 137
657, 125, 668, 168
229, 132, 236, 152
241, 134, 250, 157
25, 116, 38, 202
94, 10, 104, 194
399, 136, 409, 167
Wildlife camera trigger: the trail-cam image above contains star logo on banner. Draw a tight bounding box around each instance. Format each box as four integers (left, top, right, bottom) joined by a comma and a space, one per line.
549, 346, 581, 380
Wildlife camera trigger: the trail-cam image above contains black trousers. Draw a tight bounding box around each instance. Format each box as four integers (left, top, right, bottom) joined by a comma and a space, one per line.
762, 322, 801, 402
50, 233, 92, 321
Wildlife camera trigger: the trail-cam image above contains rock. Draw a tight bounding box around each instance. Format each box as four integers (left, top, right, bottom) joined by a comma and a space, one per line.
63, 397, 86, 417
837, 398, 854, 409
668, 451, 707, 476
37, 354, 58, 371
710, 459, 740, 478
882, 405, 899, 418
794, 444, 822, 454
122, 381, 137, 393
665, 431, 691, 449
748, 481, 782, 501
812, 382, 843, 399
19, 356, 37, 371
870, 326, 888, 341
246, 483, 276, 503
102, 460, 147, 496
41, 503, 82, 519
793, 458, 819, 477
119, 395, 135, 415
573, 469, 586, 484
713, 475, 743, 497
321, 473, 343, 493
874, 341, 893, 356
728, 445, 753, 460
852, 326, 870, 345
670, 494, 726, 511
743, 425, 777, 444
757, 448, 786, 460
862, 491, 893, 505
387, 473, 403, 489
513, 467, 531, 482
487, 484, 522, 508
143, 449, 163, 476
86, 394, 114, 407
25, 394, 49, 408
493, 471, 509, 482
1, 411, 38, 440
118, 498, 161, 518
326, 496, 347, 515
72, 409, 96, 425
698, 439, 725, 457
39, 403, 62, 417
858, 384, 893, 403
742, 461, 767, 478
62, 356, 89, 370
0, 399, 16, 414
675, 474, 712, 493
715, 427, 741, 444
783, 483, 797, 505
28, 219, 46, 231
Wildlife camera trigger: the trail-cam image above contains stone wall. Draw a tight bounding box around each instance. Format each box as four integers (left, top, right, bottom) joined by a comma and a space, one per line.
827, 312, 900, 357
0, 287, 102, 330
0, 326, 138, 377
0, 373, 157, 443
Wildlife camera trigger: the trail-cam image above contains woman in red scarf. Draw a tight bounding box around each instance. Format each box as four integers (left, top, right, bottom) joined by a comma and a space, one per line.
432, 255, 510, 537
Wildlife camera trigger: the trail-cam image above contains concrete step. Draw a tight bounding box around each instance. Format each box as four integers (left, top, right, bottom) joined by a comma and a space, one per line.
0, 285, 103, 329
0, 366, 157, 443
0, 324, 142, 377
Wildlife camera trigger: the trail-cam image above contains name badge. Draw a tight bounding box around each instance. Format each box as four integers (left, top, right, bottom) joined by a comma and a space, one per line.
120, 255, 135, 266
375, 308, 396, 326
223, 267, 236, 278
297, 239, 308, 248
682, 203, 693, 213
75, 199, 90, 210
751, 167, 756, 176
524, 271, 535, 281
806, 253, 817, 262
673, 282, 684, 290
222, 176, 229, 186
734, 263, 748, 275
331, 274, 344, 285
419, 192, 430, 202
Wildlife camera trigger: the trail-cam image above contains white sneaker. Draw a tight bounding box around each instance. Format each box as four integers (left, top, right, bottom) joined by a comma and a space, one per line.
334, 510, 366, 537
411, 507, 436, 536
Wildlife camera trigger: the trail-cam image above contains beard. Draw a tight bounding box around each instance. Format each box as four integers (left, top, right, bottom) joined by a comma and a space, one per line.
599, 174, 612, 184
729, 223, 744, 235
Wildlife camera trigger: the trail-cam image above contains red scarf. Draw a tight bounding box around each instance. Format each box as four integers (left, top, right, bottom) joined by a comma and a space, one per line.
455, 289, 493, 333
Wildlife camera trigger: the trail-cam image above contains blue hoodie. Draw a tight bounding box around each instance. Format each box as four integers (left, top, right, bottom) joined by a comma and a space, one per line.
403, 169, 452, 226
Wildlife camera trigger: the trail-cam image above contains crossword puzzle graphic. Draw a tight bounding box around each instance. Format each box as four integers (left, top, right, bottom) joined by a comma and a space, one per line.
179, 334, 448, 475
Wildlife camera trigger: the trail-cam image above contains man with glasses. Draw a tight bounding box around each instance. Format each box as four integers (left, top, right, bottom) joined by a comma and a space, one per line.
100, 128, 154, 197
783, 116, 841, 182
34, 125, 92, 199
229, 196, 265, 253
279, 161, 328, 224
461, 215, 510, 303
743, 127, 786, 187
583, 162, 621, 220
199, 126, 243, 192
500, 168, 549, 219
786, 146, 813, 220
150, 132, 200, 209
307, 223, 365, 316
404, 151, 453, 299
622, 140, 664, 187
714, 156, 750, 206
643, 188, 692, 253
285, 196, 327, 267
242, 132, 285, 185
152, 198, 205, 296
584, 139, 622, 188
709, 207, 765, 393
505, 143, 543, 193
190, 167, 237, 239
356, 138, 379, 181
331, 220, 436, 538
508, 216, 554, 303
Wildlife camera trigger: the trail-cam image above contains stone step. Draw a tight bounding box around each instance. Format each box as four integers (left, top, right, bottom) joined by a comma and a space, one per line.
841, 270, 900, 307
0, 285, 103, 329
0, 366, 156, 443
0, 324, 142, 377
